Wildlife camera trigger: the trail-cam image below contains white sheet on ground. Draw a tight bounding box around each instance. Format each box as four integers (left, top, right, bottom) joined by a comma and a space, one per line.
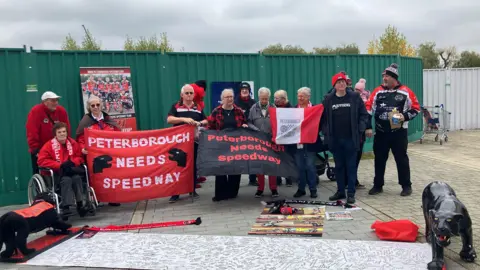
24, 232, 431, 270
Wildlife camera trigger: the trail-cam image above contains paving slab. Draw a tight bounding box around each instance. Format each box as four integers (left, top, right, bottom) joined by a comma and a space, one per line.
2, 130, 480, 269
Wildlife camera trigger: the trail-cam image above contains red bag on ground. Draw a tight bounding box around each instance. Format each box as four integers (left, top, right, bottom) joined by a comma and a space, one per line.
371, 219, 419, 242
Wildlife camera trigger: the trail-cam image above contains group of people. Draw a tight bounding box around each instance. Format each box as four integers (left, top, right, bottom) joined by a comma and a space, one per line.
26, 92, 122, 217
25, 62, 420, 212
166, 63, 420, 204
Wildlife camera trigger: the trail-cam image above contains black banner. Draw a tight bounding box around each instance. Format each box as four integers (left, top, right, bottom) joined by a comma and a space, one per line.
197, 128, 297, 178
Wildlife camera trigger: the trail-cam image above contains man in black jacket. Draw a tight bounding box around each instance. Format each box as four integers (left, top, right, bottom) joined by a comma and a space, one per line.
365, 63, 420, 197
325, 74, 367, 190
321, 73, 369, 204
234, 82, 257, 186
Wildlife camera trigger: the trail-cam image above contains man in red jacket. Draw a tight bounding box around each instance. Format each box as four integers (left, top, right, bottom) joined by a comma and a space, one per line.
26, 91, 70, 174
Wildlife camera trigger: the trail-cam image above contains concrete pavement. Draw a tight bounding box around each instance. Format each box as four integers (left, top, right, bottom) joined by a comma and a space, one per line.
2, 130, 480, 269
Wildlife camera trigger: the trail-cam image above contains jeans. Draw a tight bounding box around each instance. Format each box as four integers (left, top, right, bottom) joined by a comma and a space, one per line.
331, 138, 358, 196
295, 148, 317, 192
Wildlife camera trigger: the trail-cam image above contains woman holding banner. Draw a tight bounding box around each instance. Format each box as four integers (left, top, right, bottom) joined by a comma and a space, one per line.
293, 87, 322, 199
273, 89, 294, 187
75, 95, 122, 207
166, 84, 208, 203
248, 87, 279, 198
207, 88, 248, 202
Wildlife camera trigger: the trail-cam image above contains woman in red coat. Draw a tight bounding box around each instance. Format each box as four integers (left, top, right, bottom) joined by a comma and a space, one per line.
75, 95, 121, 207
37, 122, 87, 217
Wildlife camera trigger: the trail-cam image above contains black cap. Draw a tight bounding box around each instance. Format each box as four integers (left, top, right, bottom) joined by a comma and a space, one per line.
240, 82, 251, 90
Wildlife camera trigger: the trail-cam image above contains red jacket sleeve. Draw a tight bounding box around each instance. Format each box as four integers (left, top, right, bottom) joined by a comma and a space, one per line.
365, 86, 382, 115
70, 139, 85, 166
402, 86, 421, 121
37, 142, 61, 171
76, 133, 86, 150
26, 106, 41, 152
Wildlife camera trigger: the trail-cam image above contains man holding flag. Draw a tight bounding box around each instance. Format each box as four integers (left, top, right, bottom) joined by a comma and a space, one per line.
321, 72, 369, 204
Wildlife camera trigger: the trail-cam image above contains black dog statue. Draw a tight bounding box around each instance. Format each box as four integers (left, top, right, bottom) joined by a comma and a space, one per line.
0, 192, 72, 258
422, 181, 477, 270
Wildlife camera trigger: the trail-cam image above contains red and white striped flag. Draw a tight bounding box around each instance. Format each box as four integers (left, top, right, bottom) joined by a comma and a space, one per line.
269, 105, 324, 144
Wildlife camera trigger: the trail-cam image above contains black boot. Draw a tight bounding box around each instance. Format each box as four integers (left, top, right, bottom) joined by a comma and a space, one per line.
77, 202, 88, 218
329, 192, 346, 201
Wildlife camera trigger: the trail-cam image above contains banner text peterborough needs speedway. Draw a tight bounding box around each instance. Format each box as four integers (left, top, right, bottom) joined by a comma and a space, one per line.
208, 134, 286, 165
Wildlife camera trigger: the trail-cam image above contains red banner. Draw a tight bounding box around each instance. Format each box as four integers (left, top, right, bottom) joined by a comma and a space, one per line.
80, 67, 137, 131
84, 125, 195, 203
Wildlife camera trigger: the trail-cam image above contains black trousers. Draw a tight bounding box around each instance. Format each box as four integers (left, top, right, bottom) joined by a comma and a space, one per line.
43, 174, 85, 208
373, 128, 411, 188
344, 133, 365, 186
214, 175, 241, 200
31, 153, 39, 174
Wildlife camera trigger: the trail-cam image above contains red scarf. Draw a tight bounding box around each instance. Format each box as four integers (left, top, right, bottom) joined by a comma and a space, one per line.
51, 138, 73, 163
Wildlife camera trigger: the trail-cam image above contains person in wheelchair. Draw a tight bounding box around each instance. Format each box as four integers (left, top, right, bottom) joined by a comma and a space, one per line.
37, 122, 89, 217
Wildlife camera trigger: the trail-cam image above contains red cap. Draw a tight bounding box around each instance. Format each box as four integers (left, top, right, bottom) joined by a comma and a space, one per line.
332, 72, 347, 87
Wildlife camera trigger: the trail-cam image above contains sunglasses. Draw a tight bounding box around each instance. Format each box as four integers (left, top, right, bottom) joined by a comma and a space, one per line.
183, 92, 194, 95
90, 104, 101, 108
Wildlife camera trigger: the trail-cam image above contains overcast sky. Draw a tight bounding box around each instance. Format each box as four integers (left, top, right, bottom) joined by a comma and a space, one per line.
1, 0, 479, 53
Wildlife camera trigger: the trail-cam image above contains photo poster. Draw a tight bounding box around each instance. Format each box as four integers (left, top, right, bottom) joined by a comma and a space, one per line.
210, 81, 255, 112
79, 67, 137, 131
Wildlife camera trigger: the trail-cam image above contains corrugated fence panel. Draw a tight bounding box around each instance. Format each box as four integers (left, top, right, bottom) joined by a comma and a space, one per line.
0, 49, 424, 206
423, 68, 480, 130
166, 53, 261, 113
263, 55, 337, 104
0, 48, 31, 206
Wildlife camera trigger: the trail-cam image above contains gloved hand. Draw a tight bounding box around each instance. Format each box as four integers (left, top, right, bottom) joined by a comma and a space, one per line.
60, 160, 75, 176
32, 148, 40, 157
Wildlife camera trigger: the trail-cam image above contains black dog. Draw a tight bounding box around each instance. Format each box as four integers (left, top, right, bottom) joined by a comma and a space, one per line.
168, 148, 187, 167
0, 192, 72, 258
93, 155, 113, 173
422, 181, 477, 270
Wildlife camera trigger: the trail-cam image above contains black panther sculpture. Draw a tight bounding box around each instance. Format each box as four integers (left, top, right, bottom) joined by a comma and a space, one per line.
93, 155, 113, 173
422, 181, 477, 270
168, 148, 187, 167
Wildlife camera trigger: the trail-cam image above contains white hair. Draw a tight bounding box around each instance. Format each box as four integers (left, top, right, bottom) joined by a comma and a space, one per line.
86, 95, 102, 113
221, 88, 234, 99
274, 89, 289, 102
258, 87, 271, 97
181, 84, 193, 94
297, 87, 311, 97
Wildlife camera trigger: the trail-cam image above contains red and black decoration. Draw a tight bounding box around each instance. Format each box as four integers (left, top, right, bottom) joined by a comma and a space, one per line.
197, 128, 297, 178
86, 217, 202, 232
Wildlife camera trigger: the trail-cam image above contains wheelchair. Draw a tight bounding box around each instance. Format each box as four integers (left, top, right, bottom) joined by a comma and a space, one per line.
27, 164, 99, 220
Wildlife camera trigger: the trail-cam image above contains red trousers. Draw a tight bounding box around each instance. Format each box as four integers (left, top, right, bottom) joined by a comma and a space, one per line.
257, 175, 277, 191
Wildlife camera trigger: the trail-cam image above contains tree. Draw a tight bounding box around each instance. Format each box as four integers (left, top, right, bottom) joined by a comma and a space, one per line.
417, 42, 440, 69
61, 34, 81, 50
438, 46, 458, 68
453, 51, 480, 68
124, 32, 174, 52
261, 43, 307, 54
313, 43, 360, 54
60, 25, 101, 51
367, 25, 416, 56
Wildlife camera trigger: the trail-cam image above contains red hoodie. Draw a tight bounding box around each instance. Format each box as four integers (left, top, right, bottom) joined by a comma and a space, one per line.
26, 104, 70, 153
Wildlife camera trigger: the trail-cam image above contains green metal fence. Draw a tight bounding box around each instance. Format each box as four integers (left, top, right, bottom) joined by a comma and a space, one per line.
0, 47, 423, 206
